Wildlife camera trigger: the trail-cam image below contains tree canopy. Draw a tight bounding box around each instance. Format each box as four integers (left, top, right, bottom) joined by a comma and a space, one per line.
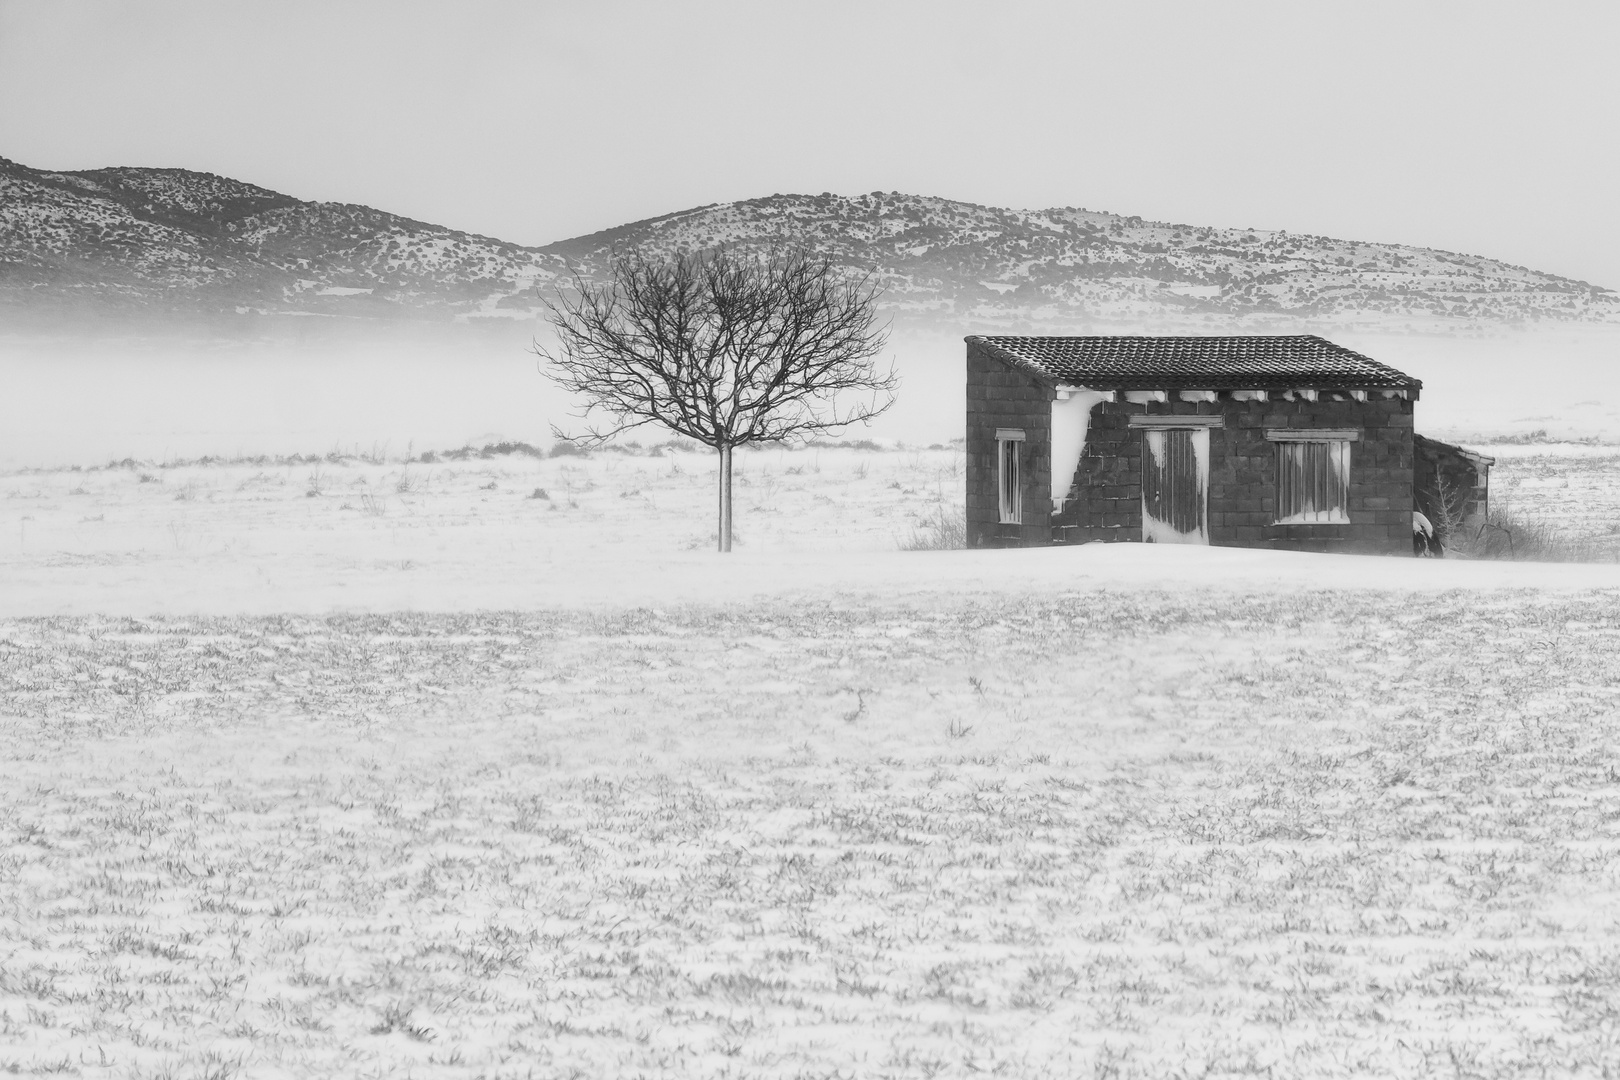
536, 248, 895, 550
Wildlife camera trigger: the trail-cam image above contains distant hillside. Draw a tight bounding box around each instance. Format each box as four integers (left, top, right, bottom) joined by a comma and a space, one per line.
0, 157, 566, 322
542, 193, 1620, 330
3, 156, 1616, 331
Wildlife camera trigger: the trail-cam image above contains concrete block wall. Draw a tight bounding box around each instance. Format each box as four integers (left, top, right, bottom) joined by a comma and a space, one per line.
1054, 394, 1416, 554
965, 341, 1054, 547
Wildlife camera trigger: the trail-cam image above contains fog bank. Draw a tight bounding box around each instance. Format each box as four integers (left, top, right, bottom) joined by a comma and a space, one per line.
4, 321, 1616, 469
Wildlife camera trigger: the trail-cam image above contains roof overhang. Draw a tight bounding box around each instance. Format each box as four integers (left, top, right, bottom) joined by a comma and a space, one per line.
968, 334, 1424, 397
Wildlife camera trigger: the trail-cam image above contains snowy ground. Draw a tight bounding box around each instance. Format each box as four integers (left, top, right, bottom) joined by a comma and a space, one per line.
1486, 444, 1620, 558
3, 444, 1620, 617
4, 445, 1620, 1078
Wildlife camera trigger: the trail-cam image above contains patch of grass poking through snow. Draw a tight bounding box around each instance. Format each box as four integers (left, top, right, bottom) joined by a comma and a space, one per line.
900, 503, 966, 550
369, 1002, 435, 1042
4, 591, 1620, 1076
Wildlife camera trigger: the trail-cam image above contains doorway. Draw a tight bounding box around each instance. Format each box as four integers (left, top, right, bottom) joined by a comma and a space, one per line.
1141, 427, 1209, 544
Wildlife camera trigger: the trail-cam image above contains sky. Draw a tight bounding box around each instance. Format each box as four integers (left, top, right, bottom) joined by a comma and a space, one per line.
2, 0, 1618, 289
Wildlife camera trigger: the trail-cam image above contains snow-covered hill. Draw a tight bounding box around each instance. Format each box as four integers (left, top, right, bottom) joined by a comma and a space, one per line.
3, 157, 1616, 330
0, 157, 566, 320
543, 192, 1620, 330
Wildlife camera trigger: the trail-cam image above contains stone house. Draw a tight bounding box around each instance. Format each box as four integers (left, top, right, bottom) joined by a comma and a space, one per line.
965, 334, 1491, 554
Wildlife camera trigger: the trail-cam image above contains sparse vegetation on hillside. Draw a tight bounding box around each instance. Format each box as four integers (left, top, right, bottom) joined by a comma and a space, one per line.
4, 156, 1616, 327
542, 190, 1620, 329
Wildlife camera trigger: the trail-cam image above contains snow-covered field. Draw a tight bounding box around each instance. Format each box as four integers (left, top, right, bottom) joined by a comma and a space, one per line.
4, 443, 1620, 617
1487, 444, 1620, 559
4, 445, 1620, 1078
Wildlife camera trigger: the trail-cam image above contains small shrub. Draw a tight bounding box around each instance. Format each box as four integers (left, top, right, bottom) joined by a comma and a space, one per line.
1490, 428, 1550, 445
549, 441, 590, 459
369, 1002, 433, 1042
480, 441, 543, 458
528, 488, 550, 500
807, 437, 884, 451
901, 505, 966, 551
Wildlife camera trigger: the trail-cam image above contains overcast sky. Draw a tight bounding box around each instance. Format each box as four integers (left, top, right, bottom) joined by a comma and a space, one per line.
3, 1, 1617, 287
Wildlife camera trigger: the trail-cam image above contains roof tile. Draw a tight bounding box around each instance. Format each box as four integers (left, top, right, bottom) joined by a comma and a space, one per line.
969, 335, 1420, 390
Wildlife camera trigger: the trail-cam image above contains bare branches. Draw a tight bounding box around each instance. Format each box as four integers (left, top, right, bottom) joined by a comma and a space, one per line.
534, 249, 895, 451
534, 247, 894, 552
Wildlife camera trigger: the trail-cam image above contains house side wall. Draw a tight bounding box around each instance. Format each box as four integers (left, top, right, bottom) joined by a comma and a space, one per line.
1414, 435, 1490, 541
1053, 396, 1415, 554
965, 342, 1053, 547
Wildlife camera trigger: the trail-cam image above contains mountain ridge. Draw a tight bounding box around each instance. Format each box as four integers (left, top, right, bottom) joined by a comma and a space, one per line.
3, 156, 1615, 332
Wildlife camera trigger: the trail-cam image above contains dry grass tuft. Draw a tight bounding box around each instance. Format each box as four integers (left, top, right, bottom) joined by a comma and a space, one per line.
900, 504, 966, 550
1468, 505, 1620, 562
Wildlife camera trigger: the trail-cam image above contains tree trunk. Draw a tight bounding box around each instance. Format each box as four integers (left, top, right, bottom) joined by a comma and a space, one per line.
717, 442, 733, 552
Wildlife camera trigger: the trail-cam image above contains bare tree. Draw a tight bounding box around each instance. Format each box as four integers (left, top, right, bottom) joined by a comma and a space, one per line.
535, 248, 895, 551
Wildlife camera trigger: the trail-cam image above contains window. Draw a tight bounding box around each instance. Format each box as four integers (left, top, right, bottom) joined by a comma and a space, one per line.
996, 428, 1024, 524
1270, 433, 1353, 524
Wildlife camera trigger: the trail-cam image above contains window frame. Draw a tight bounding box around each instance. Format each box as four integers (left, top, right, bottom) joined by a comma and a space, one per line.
995, 427, 1025, 525
1266, 429, 1358, 526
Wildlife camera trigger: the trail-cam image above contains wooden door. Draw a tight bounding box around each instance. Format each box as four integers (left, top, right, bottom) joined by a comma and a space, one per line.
1141, 427, 1209, 544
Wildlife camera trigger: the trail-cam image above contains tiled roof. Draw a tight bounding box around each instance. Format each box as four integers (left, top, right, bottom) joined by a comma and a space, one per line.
969, 335, 1421, 390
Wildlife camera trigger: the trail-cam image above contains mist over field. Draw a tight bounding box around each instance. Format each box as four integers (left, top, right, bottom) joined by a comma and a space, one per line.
0, 321, 948, 469
1, 325, 560, 469
5, 317, 1619, 470
7, 149, 1620, 468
